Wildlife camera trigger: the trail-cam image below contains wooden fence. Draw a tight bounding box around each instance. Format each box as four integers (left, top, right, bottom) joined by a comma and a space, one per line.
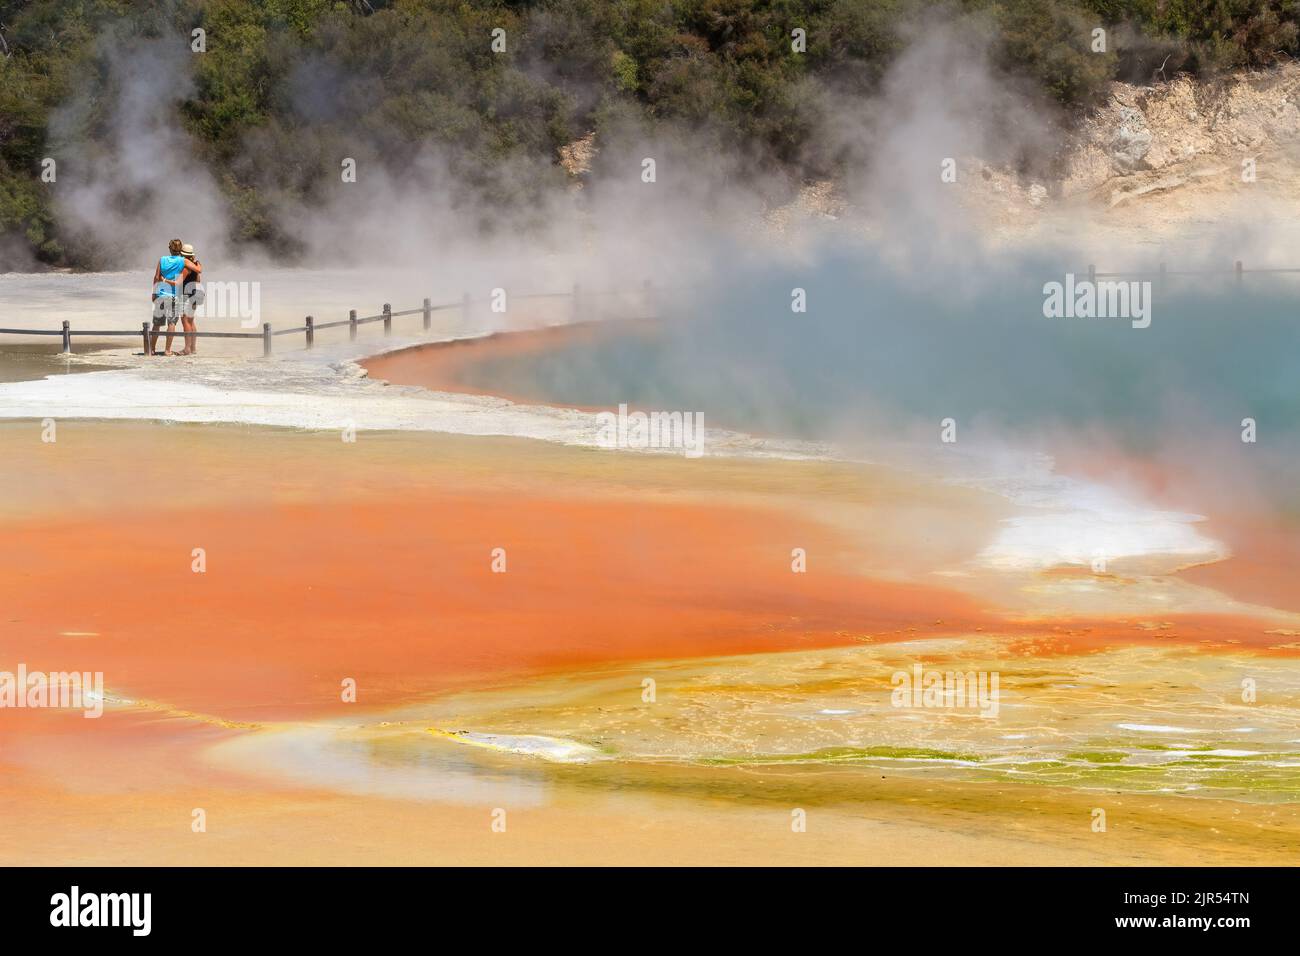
1087, 260, 1300, 281
0, 283, 649, 357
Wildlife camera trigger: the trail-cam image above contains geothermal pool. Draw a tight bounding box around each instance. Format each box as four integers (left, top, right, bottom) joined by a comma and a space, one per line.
0, 269, 1297, 865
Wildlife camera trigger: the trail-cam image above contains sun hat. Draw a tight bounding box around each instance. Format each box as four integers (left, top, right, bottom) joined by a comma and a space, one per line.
181, 243, 196, 258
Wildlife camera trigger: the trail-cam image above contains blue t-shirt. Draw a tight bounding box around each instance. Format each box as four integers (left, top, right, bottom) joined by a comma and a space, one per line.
155, 255, 185, 297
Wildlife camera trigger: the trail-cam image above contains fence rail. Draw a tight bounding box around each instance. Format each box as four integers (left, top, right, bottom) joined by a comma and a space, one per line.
1086, 260, 1300, 280
0, 281, 653, 357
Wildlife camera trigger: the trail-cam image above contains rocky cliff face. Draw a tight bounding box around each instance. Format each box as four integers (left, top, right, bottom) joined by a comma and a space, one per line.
779, 67, 1299, 242
1065, 65, 1300, 208
889, 63, 1300, 246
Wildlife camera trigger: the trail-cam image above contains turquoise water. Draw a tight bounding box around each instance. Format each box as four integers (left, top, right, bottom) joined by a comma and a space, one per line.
444, 250, 1300, 515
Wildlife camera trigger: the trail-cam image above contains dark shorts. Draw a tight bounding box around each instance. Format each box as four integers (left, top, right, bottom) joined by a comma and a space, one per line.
151, 296, 180, 326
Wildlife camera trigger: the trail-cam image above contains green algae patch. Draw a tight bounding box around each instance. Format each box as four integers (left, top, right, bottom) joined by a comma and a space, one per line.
697, 746, 983, 766
1066, 751, 1127, 763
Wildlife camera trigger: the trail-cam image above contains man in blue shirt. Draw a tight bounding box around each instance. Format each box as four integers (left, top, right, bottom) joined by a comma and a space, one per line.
150, 238, 186, 356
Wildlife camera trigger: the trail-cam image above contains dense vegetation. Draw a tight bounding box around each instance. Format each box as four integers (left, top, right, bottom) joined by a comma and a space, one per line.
3, 0, 1300, 267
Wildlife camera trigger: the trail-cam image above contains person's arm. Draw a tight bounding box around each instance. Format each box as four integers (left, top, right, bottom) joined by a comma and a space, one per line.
153, 261, 162, 293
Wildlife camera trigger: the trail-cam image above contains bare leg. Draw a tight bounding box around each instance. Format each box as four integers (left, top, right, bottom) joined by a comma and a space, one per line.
164, 322, 176, 356
149, 328, 160, 355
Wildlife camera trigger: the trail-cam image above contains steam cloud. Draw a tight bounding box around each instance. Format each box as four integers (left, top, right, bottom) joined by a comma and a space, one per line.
27, 15, 1300, 524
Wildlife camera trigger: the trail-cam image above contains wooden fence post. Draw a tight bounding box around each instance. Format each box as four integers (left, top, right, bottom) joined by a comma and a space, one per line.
349, 309, 358, 341
262, 322, 272, 357
141, 321, 150, 356
423, 297, 432, 331
383, 303, 392, 335
61, 320, 71, 354
305, 315, 314, 349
